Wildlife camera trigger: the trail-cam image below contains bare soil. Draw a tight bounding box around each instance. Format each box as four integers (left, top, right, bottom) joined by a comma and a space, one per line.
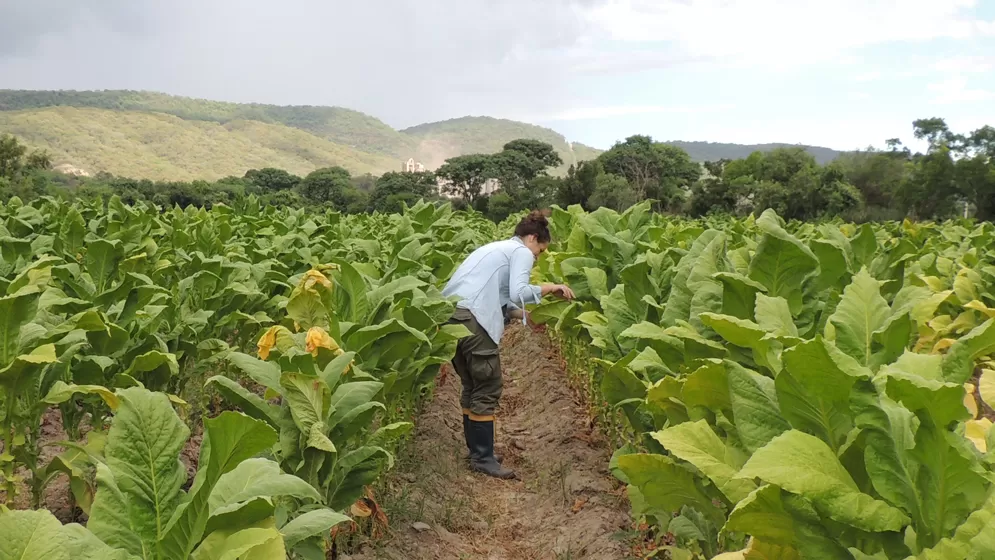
358, 325, 633, 560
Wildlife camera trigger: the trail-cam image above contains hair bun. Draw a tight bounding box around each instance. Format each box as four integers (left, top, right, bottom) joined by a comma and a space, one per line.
526, 209, 550, 224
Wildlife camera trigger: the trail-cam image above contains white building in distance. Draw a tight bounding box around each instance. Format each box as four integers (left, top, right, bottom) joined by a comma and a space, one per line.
402, 158, 426, 173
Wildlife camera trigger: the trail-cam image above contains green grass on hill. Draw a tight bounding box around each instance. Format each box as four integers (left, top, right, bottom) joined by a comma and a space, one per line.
0, 107, 397, 180
403, 116, 602, 174
1, 89, 846, 182
0, 89, 418, 159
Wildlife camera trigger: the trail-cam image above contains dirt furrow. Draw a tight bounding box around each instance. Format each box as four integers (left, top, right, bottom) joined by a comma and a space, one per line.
361, 325, 632, 560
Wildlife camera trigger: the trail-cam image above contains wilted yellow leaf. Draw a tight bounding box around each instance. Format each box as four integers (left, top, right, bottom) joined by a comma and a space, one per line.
350, 500, 372, 518
965, 418, 992, 453
931, 338, 956, 354
301, 269, 333, 290
964, 300, 995, 319
305, 326, 342, 356
257, 325, 297, 360
980, 369, 995, 409
257, 327, 278, 360
964, 383, 979, 419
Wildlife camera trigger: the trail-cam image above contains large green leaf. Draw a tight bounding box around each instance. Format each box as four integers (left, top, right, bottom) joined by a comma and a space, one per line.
653, 420, 755, 503
941, 319, 995, 384
910, 419, 988, 546
0, 286, 42, 367
191, 519, 285, 560
778, 338, 867, 451
280, 372, 331, 435
280, 510, 351, 548
828, 268, 891, 366
208, 458, 320, 514
911, 490, 995, 559
713, 271, 767, 320
205, 376, 280, 428
85, 238, 124, 294
617, 453, 726, 527
663, 230, 725, 326
737, 430, 911, 532
87, 387, 189, 556
227, 352, 282, 393
728, 362, 790, 453
755, 294, 798, 338
723, 485, 852, 560
0, 509, 71, 560
748, 210, 819, 314
327, 381, 383, 429
158, 412, 278, 560
849, 380, 926, 534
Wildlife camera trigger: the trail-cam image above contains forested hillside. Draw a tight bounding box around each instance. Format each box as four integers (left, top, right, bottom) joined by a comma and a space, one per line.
0, 90, 844, 181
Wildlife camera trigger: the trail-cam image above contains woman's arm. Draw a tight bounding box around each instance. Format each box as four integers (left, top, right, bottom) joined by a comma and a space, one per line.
508, 248, 544, 305
509, 248, 575, 304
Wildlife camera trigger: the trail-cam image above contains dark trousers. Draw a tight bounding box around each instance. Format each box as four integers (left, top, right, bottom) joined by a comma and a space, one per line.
448, 308, 502, 419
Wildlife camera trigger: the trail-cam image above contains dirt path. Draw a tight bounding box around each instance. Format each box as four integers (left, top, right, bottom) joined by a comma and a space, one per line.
361, 325, 632, 560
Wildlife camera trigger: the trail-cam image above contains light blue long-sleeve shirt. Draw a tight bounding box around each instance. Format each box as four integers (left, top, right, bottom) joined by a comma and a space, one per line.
442, 236, 543, 344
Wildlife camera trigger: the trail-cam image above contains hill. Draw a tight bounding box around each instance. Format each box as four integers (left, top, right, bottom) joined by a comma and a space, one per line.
664, 140, 843, 164
0, 89, 418, 159
0, 89, 846, 180
0, 107, 397, 181
402, 116, 602, 173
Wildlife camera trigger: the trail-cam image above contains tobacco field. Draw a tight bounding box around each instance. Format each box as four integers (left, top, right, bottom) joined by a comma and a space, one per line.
0, 196, 494, 559
2, 193, 995, 560
527, 202, 995, 559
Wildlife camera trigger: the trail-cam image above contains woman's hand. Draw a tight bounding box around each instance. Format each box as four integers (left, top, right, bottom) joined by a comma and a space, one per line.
540, 283, 575, 300
550, 284, 575, 300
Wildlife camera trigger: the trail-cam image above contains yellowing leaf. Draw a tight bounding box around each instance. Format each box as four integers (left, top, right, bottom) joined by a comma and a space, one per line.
301, 269, 333, 290
257, 325, 295, 360
350, 500, 372, 518
305, 327, 342, 356
964, 300, 995, 319
980, 369, 995, 408
964, 383, 979, 418
932, 338, 956, 354
965, 419, 992, 453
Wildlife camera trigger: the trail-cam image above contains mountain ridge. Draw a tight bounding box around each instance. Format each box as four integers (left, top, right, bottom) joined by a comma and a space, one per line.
0, 89, 844, 180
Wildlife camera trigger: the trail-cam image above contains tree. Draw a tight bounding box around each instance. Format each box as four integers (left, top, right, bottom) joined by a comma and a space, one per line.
25, 150, 51, 171
485, 191, 517, 222
913, 118, 952, 150
0, 134, 27, 179
896, 146, 959, 219
837, 150, 907, 209
244, 168, 300, 191
368, 171, 438, 213
436, 154, 494, 205
588, 173, 637, 212
598, 135, 700, 210
688, 178, 739, 216
298, 166, 355, 210
501, 139, 562, 180
557, 161, 600, 209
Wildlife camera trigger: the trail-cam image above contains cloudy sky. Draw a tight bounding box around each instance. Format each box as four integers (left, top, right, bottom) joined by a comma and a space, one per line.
1, 0, 994, 151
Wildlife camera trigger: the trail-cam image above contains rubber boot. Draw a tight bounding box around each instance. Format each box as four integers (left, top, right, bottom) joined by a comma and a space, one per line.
467, 418, 515, 479
463, 414, 502, 463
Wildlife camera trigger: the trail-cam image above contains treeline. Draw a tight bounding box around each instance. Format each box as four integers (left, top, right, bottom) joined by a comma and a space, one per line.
2, 116, 992, 222
688, 118, 995, 222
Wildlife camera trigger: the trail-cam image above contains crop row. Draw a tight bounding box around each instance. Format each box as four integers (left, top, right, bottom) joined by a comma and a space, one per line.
0, 196, 494, 559
526, 203, 995, 560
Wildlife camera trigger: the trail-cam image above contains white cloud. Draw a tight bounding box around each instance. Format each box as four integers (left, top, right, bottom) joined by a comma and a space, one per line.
931, 55, 994, 74
927, 76, 994, 104
521, 103, 734, 122
851, 71, 882, 82
583, 0, 995, 65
